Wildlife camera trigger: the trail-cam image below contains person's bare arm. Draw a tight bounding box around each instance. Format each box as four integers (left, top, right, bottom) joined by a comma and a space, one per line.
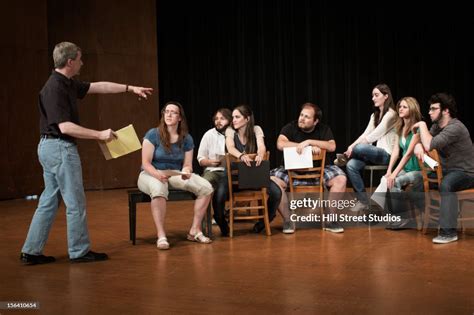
88, 82, 153, 99
58, 121, 116, 141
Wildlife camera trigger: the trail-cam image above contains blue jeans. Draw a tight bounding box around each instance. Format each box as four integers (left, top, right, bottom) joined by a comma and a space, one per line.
439, 170, 474, 236
21, 138, 90, 259
346, 144, 390, 203
387, 170, 424, 216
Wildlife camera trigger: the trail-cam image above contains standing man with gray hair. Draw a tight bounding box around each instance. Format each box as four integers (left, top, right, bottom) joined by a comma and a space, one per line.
20, 42, 153, 264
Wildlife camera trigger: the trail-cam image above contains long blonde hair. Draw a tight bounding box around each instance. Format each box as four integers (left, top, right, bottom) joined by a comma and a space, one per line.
395, 97, 422, 137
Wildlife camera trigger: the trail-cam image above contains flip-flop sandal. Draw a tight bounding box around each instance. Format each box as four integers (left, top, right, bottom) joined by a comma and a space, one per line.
187, 232, 212, 244
157, 237, 170, 250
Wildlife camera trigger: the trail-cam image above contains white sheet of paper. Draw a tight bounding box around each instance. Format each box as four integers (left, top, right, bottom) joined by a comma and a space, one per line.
283, 146, 313, 170
160, 170, 190, 176
423, 154, 439, 169
371, 176, 388, 209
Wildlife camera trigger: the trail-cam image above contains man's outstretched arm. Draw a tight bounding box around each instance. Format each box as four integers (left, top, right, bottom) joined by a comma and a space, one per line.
88, 82, 153, 99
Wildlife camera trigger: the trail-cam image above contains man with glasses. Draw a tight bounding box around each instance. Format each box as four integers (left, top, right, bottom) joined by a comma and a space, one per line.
413, 93, 474, 244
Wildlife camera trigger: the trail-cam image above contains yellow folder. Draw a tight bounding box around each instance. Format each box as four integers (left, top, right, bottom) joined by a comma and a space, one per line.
98, 124, 142, 160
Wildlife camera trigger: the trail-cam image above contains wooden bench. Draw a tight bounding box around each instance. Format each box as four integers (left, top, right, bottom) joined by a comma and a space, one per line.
128, 189, 213, 245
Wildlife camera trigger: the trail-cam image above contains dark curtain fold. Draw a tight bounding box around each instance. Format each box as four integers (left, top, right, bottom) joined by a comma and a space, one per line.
156, 1, 473, 170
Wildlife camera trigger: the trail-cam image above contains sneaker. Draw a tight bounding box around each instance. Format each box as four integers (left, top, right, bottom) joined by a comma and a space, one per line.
70, 250, 108, 263
20, 253, 55, 265
323, 221, 344, 233
432, 234, 458, 244
282, 220, 296, 234
351, 200, 369, 212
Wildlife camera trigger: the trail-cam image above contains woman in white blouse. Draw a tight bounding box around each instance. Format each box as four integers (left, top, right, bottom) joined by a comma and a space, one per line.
344, 83, 397, 211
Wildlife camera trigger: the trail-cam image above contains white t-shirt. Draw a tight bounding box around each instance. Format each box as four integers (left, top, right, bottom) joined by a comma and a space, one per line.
197, 128, 226, 172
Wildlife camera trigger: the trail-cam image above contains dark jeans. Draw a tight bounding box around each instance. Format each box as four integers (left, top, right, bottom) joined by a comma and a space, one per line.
212, 172, 281, 233
439, 170, 474, 236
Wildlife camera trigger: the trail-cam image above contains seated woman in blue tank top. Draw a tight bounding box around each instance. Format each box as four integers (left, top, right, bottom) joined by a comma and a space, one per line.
137, 101, 214, 249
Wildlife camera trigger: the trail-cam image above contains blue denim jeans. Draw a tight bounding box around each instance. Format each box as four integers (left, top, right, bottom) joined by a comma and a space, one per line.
21, 138, 90, 259
346, 144, 390, 203
387, 170, 424, 216
439, 170, 474, 236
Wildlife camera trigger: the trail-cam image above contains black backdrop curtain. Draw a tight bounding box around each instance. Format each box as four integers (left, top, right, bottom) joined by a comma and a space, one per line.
156, 1, 473, 170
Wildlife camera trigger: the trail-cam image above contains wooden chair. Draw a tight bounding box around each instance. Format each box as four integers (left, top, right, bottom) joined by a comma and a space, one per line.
226, 152, 271, 237
418, 149, 474, 233
287, 149, 326, 226
288, 149, 326, 194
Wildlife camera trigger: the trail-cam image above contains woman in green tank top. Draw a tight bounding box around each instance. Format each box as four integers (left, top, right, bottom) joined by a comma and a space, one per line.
384, 97, 424, 229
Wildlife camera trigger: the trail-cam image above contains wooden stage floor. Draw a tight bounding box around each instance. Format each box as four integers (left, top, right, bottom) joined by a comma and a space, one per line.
1, 189, 473, 314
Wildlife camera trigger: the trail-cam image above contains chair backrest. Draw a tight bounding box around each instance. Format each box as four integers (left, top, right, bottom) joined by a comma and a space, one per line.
225, 152, 271, 198
418, 149, 443, 192
288, 149, 326, 193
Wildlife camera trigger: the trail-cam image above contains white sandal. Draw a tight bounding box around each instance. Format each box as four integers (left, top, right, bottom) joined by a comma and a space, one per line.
186, 232, 212, 244
157, 237, 170, 250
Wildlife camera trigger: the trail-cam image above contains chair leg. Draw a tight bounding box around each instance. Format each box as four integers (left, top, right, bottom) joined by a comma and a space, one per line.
229, 204, 234, 238
206, 203, 212, 238
319, 192, 325, 229
263, 209, 271, 236
422, 205, 430, 234
200, 203, 212, 237
129, 196, 137, 245
422, 194, 435, 234
369, 169, 374, 194
262, 194, 271, 236
408, 201, 422, 231
459, 200, 465, 234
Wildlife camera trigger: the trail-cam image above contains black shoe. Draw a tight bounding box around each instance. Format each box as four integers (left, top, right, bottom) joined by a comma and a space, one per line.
252, 221, 266, 233
70, 251, 108, 263
215, 217, 229, 237
20, 253, 55, 265
220, 225, 229, 237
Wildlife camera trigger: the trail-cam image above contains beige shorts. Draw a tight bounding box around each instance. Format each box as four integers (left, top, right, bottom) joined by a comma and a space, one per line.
137, 171, 213, 199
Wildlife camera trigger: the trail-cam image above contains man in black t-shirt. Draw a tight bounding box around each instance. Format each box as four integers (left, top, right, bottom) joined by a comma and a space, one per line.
20, 42, 153, 265
271, 102, 347, 233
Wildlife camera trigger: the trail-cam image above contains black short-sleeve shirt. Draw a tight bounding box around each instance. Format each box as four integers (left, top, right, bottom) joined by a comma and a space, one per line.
39, 71, 90, 142
279, 120, 336, 164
